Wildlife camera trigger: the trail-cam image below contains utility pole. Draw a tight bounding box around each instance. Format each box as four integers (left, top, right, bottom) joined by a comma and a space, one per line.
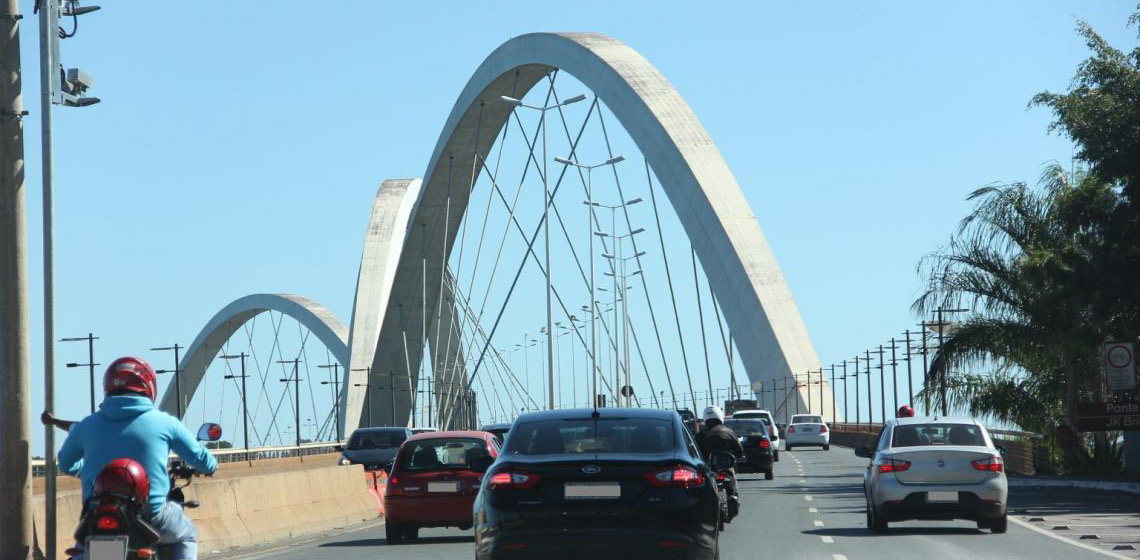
875, 345, 887, 423
889, 338, 899, 415
903, 330, 916, 408
853, 355, 861, 425
828, 365, 836, 424
864, 350, 873, 425
0, 0, 30, 555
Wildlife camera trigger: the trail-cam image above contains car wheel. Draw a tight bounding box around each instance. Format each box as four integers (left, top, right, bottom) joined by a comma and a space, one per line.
990, 514, 1008, 534
774, 451, 780, 461
765, 470, 773, 481
824, 444, 830, 451
385, 522, 404, 544
404, 525, 420, 541
786, 444, 793, 451
868, 503, 888, 534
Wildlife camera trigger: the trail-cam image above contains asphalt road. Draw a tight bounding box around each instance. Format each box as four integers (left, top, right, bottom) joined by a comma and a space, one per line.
225, 445, 1135, 560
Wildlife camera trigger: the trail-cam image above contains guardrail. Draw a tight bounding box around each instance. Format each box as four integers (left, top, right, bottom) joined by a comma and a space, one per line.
32, 441, 342, 476
829, 423, 1044, 476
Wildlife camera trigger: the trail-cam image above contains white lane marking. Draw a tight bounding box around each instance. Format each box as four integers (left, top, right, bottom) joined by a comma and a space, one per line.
799, 479, 807, 483
820, 536, 835, 544
1009, 517, 1135, 560
814, 520, 825, 527
809, 507, 818, 513
833, 555, 849, 560
805, 495, 814, 501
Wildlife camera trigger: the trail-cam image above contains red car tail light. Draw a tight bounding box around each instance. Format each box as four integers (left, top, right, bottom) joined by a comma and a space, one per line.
971, 456, 1004, 472
819, 424, 828, 433
487, 469, 539, 490
645, 465, 705, 489
878, 459, 911, 473
787, 425, 796, 433
758, 439, 771, 450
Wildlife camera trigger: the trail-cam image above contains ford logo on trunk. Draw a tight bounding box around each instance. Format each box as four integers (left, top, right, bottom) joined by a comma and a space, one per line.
582, 464, 601, 474
937, 459, 945, 468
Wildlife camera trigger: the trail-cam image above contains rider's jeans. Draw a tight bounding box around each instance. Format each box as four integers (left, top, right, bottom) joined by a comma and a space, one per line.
72, 501, 197, 560
149, 501, 198, 560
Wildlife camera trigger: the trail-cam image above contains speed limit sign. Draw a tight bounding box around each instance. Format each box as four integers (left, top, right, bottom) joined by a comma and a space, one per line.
1105, 342, 1136, 391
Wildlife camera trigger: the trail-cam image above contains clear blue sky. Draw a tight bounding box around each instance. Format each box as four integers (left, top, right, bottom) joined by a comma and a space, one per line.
19, 1, 1138, 453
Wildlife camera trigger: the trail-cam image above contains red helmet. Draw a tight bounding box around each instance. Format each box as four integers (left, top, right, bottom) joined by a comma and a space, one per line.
103, 357, 158, 402
93, 458, 150, 504
897, 404, 915, 418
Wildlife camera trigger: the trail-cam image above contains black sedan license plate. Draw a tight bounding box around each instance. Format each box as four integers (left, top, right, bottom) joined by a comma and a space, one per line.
564, 481, 621, 499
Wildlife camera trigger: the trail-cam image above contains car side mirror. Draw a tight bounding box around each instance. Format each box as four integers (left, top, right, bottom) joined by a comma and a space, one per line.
707, 450, 736, 471
469, 455, 494, 473
853, 446, 872, 459
995, 444, 1006, 455
197, 423, 222, 442
333, 444, 344, 452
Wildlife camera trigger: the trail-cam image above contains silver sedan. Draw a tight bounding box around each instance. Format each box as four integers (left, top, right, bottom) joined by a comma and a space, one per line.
855, 417, 1008, 533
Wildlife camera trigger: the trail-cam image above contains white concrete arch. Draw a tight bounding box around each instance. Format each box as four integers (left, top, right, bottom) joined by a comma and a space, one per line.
158, 293, 349, 419
370, 32, 831, 422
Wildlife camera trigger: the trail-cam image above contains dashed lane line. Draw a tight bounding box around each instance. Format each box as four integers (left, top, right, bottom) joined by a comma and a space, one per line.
805, 495, 814, 501
820, 536, 835, 544
814, 520, 825, 527
832, 555, 849, 560
808, 507, 818, 513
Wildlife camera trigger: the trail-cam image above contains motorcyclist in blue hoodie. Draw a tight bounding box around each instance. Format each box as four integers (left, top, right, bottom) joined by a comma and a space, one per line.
56, 356, 218, 560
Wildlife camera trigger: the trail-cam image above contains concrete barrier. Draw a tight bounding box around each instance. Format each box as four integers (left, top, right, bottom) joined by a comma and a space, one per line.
34, 453, 380, 555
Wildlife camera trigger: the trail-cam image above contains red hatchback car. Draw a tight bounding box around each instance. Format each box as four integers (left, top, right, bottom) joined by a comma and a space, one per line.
384, 430, 500, 543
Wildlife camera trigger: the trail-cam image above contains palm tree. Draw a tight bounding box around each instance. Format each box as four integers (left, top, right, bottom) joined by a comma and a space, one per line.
913, 163, 1117, 435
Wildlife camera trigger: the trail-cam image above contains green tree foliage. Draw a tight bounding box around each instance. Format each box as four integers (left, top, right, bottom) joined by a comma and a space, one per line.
914, 10, 1139, 471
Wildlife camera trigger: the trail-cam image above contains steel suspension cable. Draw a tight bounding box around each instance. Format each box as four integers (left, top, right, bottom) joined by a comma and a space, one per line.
644, 159, 697, 411
691, 246, 714, 405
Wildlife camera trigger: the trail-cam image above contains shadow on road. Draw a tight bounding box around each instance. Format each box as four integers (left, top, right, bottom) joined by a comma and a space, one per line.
803, 526, 984, 538
319, 535, 475, 547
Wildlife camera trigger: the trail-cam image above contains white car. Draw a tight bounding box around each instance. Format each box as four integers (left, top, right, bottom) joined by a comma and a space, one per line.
786, 414, 830, 450
856, 417, 1008, 534
728, 409, 780, 461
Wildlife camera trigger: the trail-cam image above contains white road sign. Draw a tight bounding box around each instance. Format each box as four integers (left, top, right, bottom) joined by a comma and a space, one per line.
1105, 342, 1136, 391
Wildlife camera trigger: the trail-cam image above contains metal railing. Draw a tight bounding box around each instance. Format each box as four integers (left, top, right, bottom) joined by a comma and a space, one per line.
32, 442, 342, 477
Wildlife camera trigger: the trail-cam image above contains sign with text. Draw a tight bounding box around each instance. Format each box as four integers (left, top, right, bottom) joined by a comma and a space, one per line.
1105, 342, 1136, 391
1077, 401, 1140, 432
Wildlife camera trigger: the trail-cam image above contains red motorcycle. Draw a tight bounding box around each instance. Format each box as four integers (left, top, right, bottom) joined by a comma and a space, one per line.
66, 423, 221, 560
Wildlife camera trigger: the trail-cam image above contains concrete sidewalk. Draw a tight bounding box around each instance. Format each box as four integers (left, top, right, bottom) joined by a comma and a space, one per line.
1010, 484, 1140, 557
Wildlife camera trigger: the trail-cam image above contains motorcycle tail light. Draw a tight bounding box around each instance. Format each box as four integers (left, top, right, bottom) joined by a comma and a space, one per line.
136, 548, 156, 558
96, 515, 120, 531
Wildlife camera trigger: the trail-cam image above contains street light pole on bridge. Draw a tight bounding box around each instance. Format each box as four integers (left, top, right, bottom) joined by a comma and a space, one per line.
152, 343, 184, 418
318, 363, 341, 440
61, 333, 99, 413
278, 359, 302, 447
220, 353, 250, 461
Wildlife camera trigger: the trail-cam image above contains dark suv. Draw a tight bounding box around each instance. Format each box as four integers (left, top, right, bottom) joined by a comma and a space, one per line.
338, 427, 413, 470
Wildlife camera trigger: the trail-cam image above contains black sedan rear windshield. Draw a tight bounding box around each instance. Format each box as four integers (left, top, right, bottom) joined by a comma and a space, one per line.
893, 424, 986, 447
506, 418, 674, 455
347, 430, 406, 450
724, 420, 768, 436
397, 438, 490, 472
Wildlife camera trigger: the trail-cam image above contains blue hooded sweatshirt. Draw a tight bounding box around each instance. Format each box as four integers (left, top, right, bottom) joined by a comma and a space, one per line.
57, 394, 218, 515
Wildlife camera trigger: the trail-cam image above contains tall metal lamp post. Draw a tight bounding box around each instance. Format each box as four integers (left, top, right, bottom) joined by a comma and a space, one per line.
556, 154, 625, 412
278, 359, 302, 447
318, 363, 342, 440
151, 343, 184, 418
61, 333, 98, 412
499, 92, 587, 413
219, 353, 250, 460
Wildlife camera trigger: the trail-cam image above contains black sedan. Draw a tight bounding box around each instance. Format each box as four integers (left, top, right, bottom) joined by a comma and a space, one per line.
723, 419, 774, 480
472, 408, 731, 560
480, 422, 512, 444
336, 427, 411, 470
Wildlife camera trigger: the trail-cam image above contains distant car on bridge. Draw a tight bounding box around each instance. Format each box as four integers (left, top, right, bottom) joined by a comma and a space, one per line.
785, 414, 829, 451
337, 427, 412, 471
727, 409, 780, 461
383, 430, 500, 543
855, 417, 1008, 534
480, 422, 512, 443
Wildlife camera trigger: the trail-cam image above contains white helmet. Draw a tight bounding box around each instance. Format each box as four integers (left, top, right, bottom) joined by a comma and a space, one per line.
703, 405, 725, 423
